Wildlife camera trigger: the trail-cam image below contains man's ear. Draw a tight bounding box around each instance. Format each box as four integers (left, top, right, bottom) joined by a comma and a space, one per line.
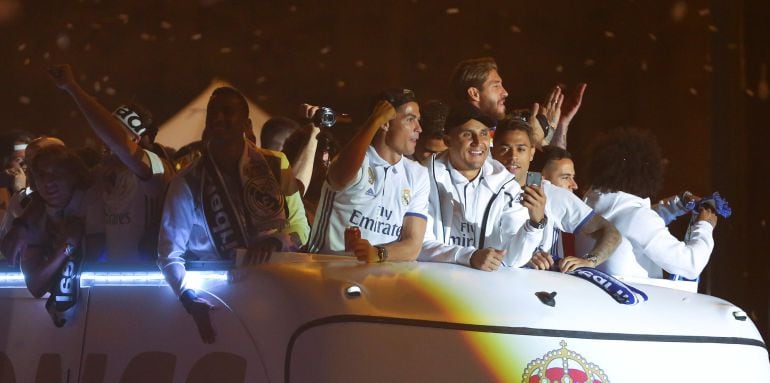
467, 87, 481, 102
380, 120, 390, 132
443, 133, 451, 147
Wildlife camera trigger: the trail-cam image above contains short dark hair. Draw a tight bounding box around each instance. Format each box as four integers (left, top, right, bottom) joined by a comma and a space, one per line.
28, 145, 90, 188
210, 86, 248, 114
261, 116, 300, 151
586, 128, 663, 199
449, 57, 498, 102
531, 145, 572, 173
418, 99, 449, 139
494, 118, 534, 147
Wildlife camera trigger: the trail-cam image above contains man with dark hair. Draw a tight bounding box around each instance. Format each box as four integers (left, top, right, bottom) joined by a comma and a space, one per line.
449, 57, 508, 120
576, 128, 717, 280
492, 119, 620, 272
412, 99, 449, 162
48, 64, 173, 264
307, 89, 428, 263
158, 86, 309, 343
531, 145, 578, 192
419, 104, 545, 270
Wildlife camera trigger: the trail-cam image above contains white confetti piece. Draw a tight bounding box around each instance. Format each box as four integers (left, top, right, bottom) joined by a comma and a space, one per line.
256, 76, 267, 84
604, 31, 614, 38
745, 89, 755, 97
93, 81, 101, 92
703, 64, 713, 72
220, 47, 232, 53
320, 46, 331, 55
698, 8, 710, 16
445, 8, 459, 14
416, 62, 427, 70
17, 43, 25, 51
19, 96, 30, 105
43, 52, 50, 60
648, 33, 657, 41
640, 60, 648, 71
354, 60, 364, 68
66, 22, 74, 30
56, 34, 71, 50
336, 80, 346, 88
509, 25, 521, 33
105, 87, 116, 96
584, 59, 595, 67
190, 33, 202, 40
707, 25, 718, 32
102, 75, 109, 82
160, 21, 172, 29
23, 58, 30, 65
117, 14, 129, 24
289, 5, 297, 12
555, 65, 563, 73
671, 1, 687, 21
688, 87, 698, 95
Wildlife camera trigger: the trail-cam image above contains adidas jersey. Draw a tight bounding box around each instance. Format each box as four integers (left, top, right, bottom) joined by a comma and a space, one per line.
308, 146, 429, 254
537, 181, 595, 257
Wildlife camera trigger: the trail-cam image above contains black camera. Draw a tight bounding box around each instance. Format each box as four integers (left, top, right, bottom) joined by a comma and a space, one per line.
312, 107, 337, 129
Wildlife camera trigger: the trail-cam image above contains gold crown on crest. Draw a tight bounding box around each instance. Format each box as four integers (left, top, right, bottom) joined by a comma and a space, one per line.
521, 340, 609, 383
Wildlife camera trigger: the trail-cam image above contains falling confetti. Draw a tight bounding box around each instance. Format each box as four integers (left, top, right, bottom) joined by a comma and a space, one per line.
703, 64, 713, 72
220, 47, 232, 53
289, 5, 297, 12
250, 44, 259, 51
43, 52, 50, 60
17, 43, 25, 51
354, 60, 364, 68
56, 34, 71, 50
105, 87, 116, 96
482, 43, 492, 50
102, 75, 109, 82
253, 29, 262, 37
707, 25, 718, 32
640, 60, 648, 71
66, 22, 74, 30
671, 1, 687, 22
555, 65, 563, 73
688, 87, 698, 95
416, 62, 427, 70
648, 33, 657, 41
510, 25, 521, 33
117, 14, 129, 24
446, 8, 459, 15
256, 76, 267, 84
584, 59, 595, 67
745, 89, 755, 97
336, 80, 346, 88
320, 46, 331, 55
161, 21, 172, 29
19, 96, 30, 105
698, 8, 710, 16
603, 31, 614, 38
190, 33, 202, 40
94, 81, 101, 92
23, 58, 30, 65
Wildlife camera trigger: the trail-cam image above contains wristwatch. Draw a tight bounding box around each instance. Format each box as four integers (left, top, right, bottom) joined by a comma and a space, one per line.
374, 245, 388, 263
528, 216, 548, 230
586, 254, 599, 266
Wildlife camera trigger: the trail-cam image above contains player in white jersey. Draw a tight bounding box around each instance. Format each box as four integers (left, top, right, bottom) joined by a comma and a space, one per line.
492, 118, 620, 272
419, 104, 546, 271
48, 65, 173, 263
308, 89, 428, 262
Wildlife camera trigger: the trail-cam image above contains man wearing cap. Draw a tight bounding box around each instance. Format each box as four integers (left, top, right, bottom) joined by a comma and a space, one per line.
419, 105, 545, 270
307, 89, 428, 263
49, 65, 172, 263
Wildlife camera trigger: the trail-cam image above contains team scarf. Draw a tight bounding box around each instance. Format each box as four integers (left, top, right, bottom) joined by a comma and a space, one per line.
201, 141, 287, 259
568, 267, 648, 305
45, 245, 85, 327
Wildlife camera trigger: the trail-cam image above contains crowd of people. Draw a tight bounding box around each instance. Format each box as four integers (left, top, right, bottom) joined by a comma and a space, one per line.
0, 58, 721, 342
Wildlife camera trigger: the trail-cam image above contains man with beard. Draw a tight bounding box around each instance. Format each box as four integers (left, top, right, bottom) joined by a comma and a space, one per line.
419, 105, 545, 271
307, 89, 428, 263
158, 87, 309, 343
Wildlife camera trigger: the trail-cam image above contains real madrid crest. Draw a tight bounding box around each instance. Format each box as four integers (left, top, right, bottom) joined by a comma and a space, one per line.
521, 340, 609, 383
402, 188, 411, 206
368, 167, 375, 185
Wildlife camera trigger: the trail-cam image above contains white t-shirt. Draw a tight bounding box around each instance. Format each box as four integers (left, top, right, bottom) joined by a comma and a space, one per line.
538, 181, 595, 258
308, 146, 429, 254
96, 150, 170, 262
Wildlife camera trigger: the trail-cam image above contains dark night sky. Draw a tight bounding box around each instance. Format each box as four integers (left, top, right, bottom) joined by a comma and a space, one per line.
1, 0, 769, 339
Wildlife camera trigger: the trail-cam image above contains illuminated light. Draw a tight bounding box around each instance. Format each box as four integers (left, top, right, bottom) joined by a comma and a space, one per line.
0, 271, 228, 288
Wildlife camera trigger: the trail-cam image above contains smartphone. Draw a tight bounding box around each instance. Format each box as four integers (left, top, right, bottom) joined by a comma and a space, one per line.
525, 171, 542, 186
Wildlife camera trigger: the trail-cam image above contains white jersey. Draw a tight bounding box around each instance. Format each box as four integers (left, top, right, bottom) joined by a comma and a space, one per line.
308, 146, 429, 254
575, 189, 714, 279
418, 153, 543, 267
96, 149, 170, 262
537, 181, 596, 258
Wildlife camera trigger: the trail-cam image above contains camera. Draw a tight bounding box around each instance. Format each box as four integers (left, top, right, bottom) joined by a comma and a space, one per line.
313, 107, 337, 129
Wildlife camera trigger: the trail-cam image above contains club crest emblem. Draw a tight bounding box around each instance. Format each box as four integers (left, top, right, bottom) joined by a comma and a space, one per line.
521, 340, 609, 383
402, 188, 411, 206
368, 167, 375, 185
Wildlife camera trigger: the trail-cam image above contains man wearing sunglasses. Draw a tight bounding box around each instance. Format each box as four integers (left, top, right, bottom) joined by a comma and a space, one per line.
307, 89, 428, 263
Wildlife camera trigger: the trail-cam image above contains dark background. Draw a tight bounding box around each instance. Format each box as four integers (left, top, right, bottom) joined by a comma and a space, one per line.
1, 0, 768, 341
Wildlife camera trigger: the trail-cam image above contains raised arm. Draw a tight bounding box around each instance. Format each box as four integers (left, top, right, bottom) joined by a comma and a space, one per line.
292, 104, 322, 195
551, 83, 586, 149
327, 101, 395, 190
48, 64, 152, 180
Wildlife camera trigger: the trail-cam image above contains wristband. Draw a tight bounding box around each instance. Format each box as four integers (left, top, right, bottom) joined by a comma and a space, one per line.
374, 245, 388, 262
